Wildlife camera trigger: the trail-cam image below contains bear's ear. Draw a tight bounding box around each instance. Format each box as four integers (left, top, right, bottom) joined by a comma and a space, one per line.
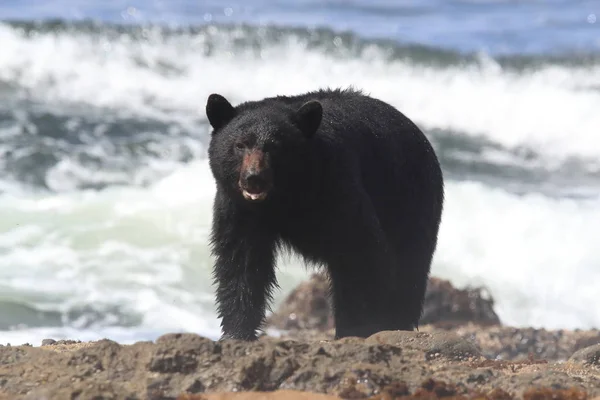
206, 93, 236, 131
294, 100, 322, 138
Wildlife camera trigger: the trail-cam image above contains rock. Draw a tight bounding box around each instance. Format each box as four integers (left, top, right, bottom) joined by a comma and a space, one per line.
420, 277, 501, 328
0, 334, 599, 399
266, 274, 501, 334
41, 339, 56, 346
369, 379, 591, 400
426, 333, 482, 361
573, 335, 600, 352
569, 343, 600, 366
177, 391, 341, 399
55, 339, 81, 345
449, 325, 600, 361
266, 273, 333, 332
26, 381, 139, 400
522, 387, 590, 400
365, 330, 482, 361
149, 333, 218, 374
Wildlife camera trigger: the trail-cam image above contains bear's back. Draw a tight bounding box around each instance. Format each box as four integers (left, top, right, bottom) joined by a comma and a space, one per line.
277, 88, 420, 141
285, 89, 432, 169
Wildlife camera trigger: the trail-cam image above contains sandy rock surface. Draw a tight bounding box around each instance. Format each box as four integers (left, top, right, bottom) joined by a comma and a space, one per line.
0, 330, 599, 399
1, 275, 599, 399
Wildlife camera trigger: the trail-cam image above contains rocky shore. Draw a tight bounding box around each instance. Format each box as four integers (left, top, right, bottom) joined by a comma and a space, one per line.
1, 274, 598, 400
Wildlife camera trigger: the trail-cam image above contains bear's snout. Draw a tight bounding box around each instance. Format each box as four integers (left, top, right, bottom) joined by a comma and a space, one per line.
239, 150, 272, 202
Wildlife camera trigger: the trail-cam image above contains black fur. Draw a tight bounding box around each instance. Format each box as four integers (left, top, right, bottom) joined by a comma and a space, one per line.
206, 88, 444, 340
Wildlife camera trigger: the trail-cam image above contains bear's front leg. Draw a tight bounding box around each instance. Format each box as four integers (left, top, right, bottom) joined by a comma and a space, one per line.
209, 196, 278, 341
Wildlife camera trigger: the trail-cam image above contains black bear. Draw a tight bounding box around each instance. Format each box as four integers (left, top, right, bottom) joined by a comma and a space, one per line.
205, 88, 444, 341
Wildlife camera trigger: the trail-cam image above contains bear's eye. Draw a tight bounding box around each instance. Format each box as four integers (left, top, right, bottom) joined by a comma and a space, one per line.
234, 142, 245, 151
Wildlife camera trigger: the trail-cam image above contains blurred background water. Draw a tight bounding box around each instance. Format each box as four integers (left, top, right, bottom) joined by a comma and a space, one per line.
0, 0, 599, 345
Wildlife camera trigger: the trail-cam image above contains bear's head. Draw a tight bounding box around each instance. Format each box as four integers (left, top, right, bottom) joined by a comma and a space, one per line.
205, 93, 323, 203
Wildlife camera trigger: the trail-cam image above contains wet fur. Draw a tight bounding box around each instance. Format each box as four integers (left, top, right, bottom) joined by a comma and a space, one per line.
206, 88, 444, 340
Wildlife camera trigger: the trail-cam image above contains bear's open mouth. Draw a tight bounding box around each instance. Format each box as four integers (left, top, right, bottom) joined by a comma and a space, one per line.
242, 190, 268, 202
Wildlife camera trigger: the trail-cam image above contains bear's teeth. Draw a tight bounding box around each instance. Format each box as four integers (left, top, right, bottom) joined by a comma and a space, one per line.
243, 190, 265, 201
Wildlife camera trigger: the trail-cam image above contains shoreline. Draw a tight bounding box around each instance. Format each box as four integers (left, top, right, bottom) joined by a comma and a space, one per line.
1, 275, 598, 399
0, 326, 599, 399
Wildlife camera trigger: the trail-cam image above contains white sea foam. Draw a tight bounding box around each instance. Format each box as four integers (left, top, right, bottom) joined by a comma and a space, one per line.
0, 160, 598, 346
0, 161, 312, 344
435, 180, 600, 330
1, 22, 599, 344
0, 23, 600, 164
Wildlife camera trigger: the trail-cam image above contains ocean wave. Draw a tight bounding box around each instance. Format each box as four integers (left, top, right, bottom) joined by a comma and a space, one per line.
0, 19, 599, 190
0, 160, 598, 340
5, 19, 600, 69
